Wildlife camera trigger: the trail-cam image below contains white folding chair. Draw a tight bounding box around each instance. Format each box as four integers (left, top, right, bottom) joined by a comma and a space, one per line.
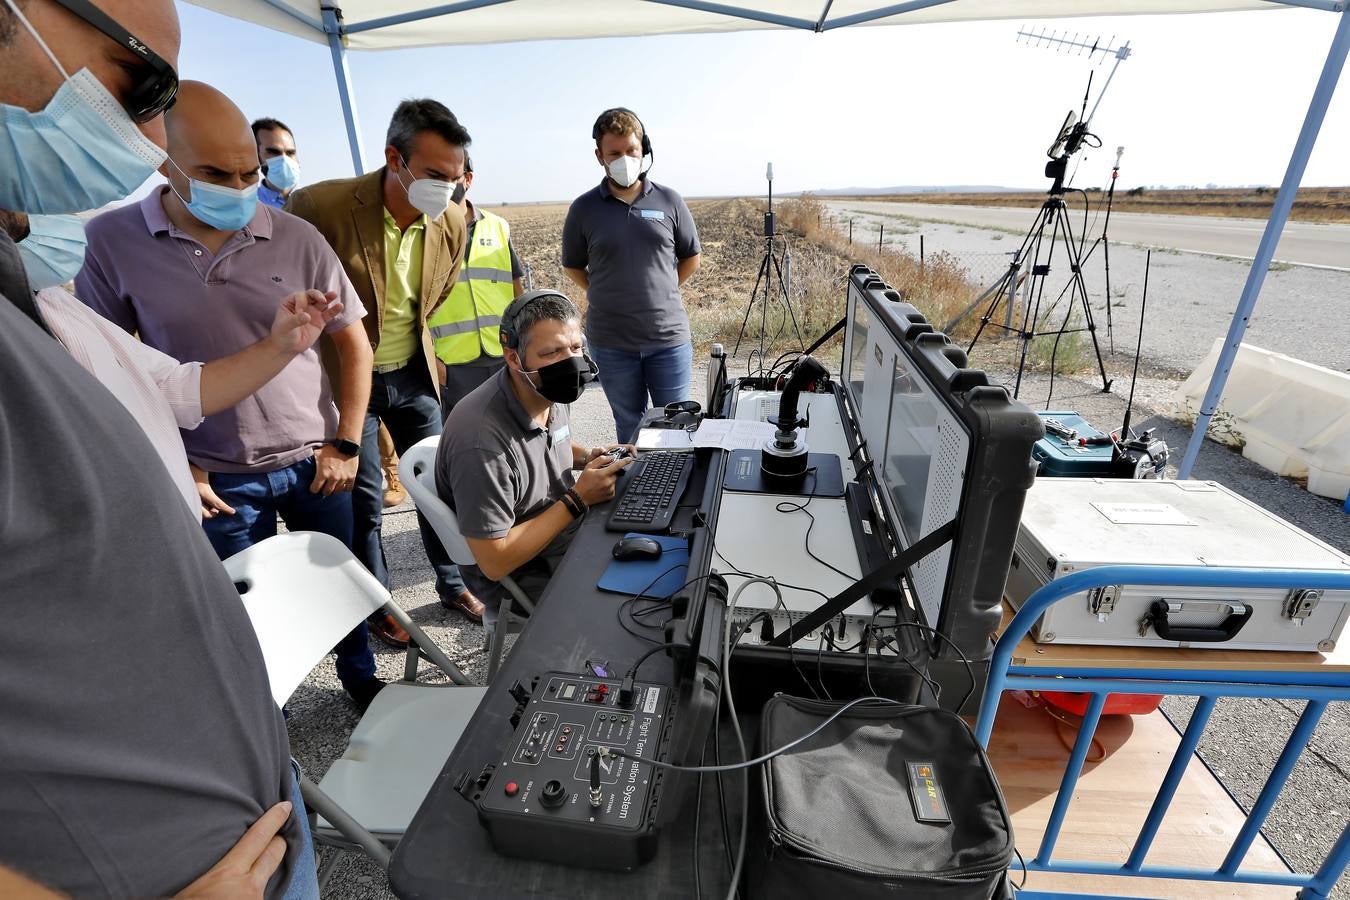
222, 531, 486, 885
400, 435, 535, 679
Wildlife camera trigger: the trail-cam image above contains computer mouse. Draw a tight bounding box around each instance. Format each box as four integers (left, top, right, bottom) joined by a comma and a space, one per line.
612, 536, 663, 562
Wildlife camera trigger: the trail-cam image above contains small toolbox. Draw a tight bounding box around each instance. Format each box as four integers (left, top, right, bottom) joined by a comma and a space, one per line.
1004, 478, 1350, 651
1031, 411, 1116, 478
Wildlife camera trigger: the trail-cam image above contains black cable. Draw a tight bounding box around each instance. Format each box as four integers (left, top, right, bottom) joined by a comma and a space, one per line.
774, 591, 822, 700
1014, 847, 1029, 890
728, 604, 818, 701
814, 631, 833, 701
626, 641, 686, 679
728, 610, 771, 648
874, 628, 943, 703
773, 471, 855, 583
711, 511, 834, 606
873, 621, 976, 715
630, 600, 671, 620
605, 695, 905, 774
615, 571, 719, 643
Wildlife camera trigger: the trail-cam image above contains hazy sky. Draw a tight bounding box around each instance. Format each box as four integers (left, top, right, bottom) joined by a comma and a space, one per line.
171, 2, 1349, 204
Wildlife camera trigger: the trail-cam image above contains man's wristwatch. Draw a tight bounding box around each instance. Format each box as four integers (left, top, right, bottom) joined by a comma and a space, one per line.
326, 438, 361, 459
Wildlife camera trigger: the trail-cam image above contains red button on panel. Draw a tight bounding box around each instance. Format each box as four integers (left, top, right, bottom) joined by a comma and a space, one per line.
504, 781, 519, 797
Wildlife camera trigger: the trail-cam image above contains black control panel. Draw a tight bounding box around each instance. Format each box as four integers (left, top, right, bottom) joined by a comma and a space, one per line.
471, 672, 672, 871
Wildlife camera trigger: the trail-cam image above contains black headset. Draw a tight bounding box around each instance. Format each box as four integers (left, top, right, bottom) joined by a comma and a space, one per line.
500, 290, 564, 350
592, 107, 653, 158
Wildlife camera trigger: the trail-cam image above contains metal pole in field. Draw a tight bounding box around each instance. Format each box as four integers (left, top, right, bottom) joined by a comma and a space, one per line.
1177, 5, 1350, 479
920, 234, 926, 271
878, 223, 884, 250
849, 219, 853, 244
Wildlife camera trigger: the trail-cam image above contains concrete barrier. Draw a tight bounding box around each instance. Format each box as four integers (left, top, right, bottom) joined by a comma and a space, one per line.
1179, 339, 1350, 503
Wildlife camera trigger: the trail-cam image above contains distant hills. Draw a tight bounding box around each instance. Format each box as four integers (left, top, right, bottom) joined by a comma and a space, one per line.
808, 185, 1017, 196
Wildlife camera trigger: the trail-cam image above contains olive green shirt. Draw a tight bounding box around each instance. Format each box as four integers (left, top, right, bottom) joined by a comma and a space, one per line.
374, 207, 425, 368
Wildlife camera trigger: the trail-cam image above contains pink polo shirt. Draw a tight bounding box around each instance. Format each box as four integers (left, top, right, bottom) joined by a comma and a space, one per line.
75, 188, 366, 474
36, 287, 203, 517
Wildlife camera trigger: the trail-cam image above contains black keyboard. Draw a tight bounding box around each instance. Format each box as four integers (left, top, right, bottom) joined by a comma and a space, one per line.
606, 451, 694, 534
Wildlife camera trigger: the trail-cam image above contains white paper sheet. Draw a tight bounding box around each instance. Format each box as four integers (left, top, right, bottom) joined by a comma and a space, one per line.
636, 428, 695, 451
690, 419, 777, 451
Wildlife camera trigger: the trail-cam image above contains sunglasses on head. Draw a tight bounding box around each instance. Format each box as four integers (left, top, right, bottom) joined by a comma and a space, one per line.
48, 0, 179, 123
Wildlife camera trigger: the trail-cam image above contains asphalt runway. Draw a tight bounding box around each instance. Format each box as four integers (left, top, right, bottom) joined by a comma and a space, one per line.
837, 200, 1350, 270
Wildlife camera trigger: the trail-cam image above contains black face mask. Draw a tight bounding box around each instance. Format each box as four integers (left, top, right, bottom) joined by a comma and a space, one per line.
521, 353, 597, 404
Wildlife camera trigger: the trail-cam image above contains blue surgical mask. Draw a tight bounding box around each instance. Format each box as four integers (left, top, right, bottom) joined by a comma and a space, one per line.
168, 160, 260, 232
17, 214, 87, 290
0, 2, 166, 214
264, 154, 299, 192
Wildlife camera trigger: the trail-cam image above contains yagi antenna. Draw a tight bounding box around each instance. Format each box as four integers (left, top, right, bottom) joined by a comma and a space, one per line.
1017, 27, 1133, 130
1017, 27, 1130, 64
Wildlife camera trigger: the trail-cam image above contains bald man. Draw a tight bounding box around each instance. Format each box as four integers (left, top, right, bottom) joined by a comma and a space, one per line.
0, 2, 326, 897
76, 81, 385, 711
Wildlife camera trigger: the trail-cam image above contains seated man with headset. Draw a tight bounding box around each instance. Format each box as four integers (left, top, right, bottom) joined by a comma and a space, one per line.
435, 290, 633, 607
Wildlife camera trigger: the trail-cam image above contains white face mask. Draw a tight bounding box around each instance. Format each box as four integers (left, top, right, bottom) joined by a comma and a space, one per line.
606, 154, 643, 189
396, 157, 464, 220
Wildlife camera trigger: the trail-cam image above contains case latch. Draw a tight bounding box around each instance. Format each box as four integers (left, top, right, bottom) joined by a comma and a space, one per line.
1087, 585, 1120, 622
1283, 589, 1322, 626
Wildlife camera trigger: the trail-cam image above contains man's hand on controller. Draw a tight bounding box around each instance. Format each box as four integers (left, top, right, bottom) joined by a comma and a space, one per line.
586, 443, 636, 465
573, 451, 633, 507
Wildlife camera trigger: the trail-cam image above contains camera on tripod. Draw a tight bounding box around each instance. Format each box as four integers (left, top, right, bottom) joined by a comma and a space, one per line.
763, 163, 776, 237
1044, 110, 1095, 195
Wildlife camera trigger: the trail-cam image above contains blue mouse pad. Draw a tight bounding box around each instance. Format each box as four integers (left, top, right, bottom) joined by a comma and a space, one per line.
597, 533, 690, 598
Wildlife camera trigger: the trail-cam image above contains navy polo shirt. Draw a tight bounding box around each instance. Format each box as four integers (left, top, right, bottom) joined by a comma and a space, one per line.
562, 176, 700, 352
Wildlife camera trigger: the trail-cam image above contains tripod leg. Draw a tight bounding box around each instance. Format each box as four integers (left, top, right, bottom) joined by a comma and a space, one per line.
1045, 300, 1076, 410
769, 251, 805, 349
1057, 204, 1113, 392
734, 252, 771, 359
963, 268, 1014, 355
760, 237, 771, 375
946, 265, 1012, 336
1014, 204, 1058, 397
1102, 233, 1114, 354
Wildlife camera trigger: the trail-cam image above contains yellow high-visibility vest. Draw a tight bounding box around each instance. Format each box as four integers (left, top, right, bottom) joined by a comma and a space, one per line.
428, 211, 515, 364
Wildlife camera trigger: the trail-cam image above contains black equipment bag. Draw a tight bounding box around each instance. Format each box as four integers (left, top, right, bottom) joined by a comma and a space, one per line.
748, 695, 1014, 900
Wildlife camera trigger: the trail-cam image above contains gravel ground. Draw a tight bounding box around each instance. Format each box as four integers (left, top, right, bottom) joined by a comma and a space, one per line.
291, 200, 1348, 897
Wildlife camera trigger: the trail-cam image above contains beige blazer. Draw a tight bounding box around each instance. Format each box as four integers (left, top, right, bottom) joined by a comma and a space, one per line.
288, 168, 466, 396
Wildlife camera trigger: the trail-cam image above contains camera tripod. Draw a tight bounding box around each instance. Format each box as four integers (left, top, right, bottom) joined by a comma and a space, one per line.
963, 163, 1113, 399
733, 163, 804, 374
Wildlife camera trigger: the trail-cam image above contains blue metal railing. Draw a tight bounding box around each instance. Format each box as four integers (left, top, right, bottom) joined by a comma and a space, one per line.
974, 565, 1350, 900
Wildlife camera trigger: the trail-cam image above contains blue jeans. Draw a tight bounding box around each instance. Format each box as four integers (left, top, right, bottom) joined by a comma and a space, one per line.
355, 363, 465, 600
281, 762, 320, 900
590, 341, 694, 443
203, 457, 377, 689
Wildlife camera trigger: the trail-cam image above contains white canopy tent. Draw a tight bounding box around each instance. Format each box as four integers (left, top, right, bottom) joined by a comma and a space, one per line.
187, 0, 1350, 479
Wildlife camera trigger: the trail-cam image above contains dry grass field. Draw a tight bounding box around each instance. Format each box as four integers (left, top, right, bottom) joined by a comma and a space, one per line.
835, 186, 1350, 223
491, 194, 1052, 374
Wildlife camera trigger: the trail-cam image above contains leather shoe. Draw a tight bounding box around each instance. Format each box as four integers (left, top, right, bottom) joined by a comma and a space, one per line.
346, 677, 386, 714
440, 589, 485, 624
368, 613, 410, 648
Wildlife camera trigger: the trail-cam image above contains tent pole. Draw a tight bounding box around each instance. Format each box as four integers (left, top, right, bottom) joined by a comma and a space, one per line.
1177, 6, 1349, 479
321, 4, 366, 176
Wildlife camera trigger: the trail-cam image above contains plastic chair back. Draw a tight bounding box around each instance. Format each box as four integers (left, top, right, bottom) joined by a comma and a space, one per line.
399, 436, 476, 566
222, 531, 388, 707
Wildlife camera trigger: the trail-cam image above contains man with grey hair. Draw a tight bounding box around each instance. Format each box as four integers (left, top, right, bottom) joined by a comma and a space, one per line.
289, 98, 485, 642
435, 290, 632, 607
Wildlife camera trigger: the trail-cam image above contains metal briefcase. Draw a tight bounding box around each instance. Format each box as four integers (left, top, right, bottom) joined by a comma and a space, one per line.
1004, 479, 1350, 651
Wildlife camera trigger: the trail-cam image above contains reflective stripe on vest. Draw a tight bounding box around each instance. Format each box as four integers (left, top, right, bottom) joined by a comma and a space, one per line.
428, 211, 515, 364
